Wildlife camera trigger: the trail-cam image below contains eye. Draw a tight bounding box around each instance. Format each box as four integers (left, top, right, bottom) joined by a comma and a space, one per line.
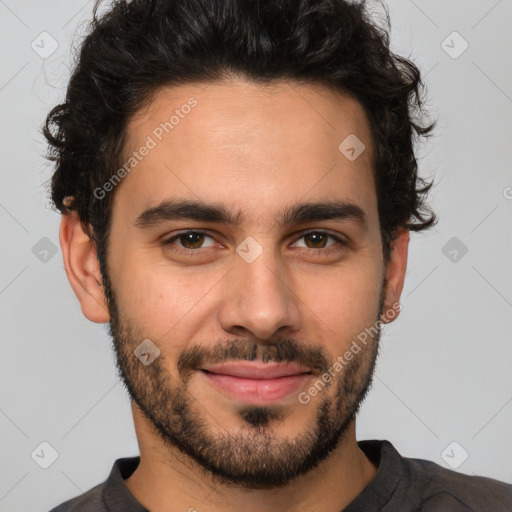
161, 229, 346, 256
161, 231, 217, 254
291, 230, 346, 254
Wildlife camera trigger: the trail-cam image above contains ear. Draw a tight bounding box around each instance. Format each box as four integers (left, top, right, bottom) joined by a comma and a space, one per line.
380, 228, 409, 324
59, 210, 110, 323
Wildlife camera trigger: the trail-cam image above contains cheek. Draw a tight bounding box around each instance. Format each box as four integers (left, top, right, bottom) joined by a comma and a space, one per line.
113, 257, 217, 339
303, 260, 383, 348
111, 238, 383, 350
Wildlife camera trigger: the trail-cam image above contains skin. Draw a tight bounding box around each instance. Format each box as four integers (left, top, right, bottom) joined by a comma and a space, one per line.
59, 78, 409, 512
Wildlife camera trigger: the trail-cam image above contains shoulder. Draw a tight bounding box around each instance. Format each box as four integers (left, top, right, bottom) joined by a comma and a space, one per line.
402, 454, 512, 511
47, 482, 104, 512
358, 439, 512, 511
46, 456, 141, 512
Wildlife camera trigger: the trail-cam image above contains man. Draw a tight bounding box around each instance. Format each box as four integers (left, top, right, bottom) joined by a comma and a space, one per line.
44, 0, 512, 510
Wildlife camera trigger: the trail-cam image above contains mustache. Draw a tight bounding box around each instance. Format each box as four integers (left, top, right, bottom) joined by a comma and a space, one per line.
177, 338, 331, 383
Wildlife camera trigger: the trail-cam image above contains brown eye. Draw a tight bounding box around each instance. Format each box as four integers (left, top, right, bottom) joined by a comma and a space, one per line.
303, 232, 330, 249
161, 231, 217, 253
293, 231, 345, 252
177, 232, 206, 249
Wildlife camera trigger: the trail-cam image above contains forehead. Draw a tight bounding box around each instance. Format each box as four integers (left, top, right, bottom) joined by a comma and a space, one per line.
114, 78, 377, 229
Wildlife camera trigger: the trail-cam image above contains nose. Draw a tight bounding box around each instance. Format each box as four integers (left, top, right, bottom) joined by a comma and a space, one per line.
218, 246, 302, 341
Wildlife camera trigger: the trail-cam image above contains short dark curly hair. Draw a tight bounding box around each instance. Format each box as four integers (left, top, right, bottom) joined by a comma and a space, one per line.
42, 0, 437, 276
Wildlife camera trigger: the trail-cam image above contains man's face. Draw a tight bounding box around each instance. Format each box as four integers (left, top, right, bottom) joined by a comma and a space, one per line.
102, 79, 390, 488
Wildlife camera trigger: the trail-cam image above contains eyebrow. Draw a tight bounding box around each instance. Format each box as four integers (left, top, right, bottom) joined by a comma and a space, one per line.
134, 198, 367, 230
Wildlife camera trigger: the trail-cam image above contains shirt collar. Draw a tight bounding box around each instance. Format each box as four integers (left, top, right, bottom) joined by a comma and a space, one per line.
101, 439, 403, 511
103, 455, 147, 511
342, 439, 405, 511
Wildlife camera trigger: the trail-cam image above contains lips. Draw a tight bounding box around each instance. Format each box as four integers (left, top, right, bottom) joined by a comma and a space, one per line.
201, 361, 312, 379
200, 362, 312, 404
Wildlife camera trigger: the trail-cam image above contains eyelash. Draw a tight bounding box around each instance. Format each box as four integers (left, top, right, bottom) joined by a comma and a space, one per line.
160, 230, 347, 256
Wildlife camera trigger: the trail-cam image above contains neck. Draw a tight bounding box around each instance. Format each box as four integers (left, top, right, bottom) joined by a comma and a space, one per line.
124, 404, 377, 512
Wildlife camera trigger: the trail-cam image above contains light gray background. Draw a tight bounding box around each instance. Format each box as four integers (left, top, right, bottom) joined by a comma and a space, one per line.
1, 1, 511, 511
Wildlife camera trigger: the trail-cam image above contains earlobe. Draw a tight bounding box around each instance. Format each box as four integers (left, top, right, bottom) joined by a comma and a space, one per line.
59, 210, 110, 324
381, 228, 409, 324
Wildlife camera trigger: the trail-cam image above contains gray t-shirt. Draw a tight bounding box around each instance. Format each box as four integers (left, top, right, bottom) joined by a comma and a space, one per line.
48, 439, 512, 511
